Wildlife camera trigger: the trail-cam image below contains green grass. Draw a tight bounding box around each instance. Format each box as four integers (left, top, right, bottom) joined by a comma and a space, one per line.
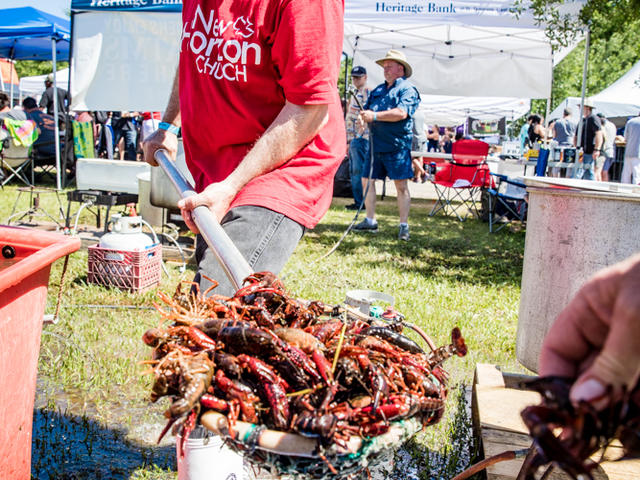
0, 182, 527, 479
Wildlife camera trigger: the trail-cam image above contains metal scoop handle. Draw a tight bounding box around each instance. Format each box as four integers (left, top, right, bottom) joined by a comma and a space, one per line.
154, 149, 252, 291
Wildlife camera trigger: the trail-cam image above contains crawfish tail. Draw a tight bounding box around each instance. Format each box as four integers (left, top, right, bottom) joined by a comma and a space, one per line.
264, 382, 290, 430
200, 393, 230, 412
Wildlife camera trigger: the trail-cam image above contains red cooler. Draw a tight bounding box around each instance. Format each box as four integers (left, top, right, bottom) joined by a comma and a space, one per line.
0, 226, 80, 479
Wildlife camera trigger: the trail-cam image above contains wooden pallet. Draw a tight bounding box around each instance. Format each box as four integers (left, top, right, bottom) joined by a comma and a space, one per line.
472, 364, 640, 480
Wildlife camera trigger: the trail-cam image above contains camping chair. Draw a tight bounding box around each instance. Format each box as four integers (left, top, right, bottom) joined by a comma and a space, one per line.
0, 119, 38, 187
482, 173, 528, 233
31, 133, 75, 187
429, 139, 494, 221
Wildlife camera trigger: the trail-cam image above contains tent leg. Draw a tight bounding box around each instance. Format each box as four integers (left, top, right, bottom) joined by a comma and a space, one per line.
51, 37, 62, 191
9, 60, 14, 108
341, 52, 349, 115
575, 27, 591, 147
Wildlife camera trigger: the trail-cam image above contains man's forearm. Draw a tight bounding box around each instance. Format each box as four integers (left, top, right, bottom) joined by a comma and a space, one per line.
594, 130, 603, 151
162, 68, 181, 127
361, 107, 407, 124
224, 101, 328, 193
375, 107, 407, 122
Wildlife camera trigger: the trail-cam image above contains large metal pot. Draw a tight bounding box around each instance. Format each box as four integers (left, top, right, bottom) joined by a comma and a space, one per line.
150, 140, 195, 209
516, 177, 640, 372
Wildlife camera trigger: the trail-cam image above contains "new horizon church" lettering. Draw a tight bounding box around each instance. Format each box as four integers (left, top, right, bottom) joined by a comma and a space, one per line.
181, 5, 261, 82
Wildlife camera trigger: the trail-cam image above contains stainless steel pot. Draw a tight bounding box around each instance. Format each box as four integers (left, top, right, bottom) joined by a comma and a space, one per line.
150, 140, 195, 209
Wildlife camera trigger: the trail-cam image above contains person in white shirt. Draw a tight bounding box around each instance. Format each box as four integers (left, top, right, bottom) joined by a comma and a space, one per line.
621, 113, 640, 184
597, 112, 617, 182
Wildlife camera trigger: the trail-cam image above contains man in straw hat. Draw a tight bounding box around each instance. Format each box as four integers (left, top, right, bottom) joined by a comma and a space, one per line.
353, 49, 420, 241
573, 97, 603, 181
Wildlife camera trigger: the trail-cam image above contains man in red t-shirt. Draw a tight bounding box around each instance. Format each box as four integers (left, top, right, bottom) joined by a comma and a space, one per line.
144, 0, 345, 297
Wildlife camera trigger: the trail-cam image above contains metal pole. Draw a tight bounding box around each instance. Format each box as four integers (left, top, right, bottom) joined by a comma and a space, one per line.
61, 11, 76, 188
575, 26, 590, 149
68, 12, 75, 105
154, 149, 253, 291
544, 59, 553, 147
342, 52, 349, 115
9, 59, 14, 108
51, 38, 62, 190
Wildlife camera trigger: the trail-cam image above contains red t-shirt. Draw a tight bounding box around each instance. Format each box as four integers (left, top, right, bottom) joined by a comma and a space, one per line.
179, 0, 346, 228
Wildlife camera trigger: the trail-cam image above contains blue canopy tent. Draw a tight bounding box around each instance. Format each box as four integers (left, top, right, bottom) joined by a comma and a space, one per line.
0, 7, 71, 190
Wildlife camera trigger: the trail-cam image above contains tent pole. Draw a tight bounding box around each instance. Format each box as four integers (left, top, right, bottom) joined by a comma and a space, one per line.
544, 58, 553, 147
62, 11, 76, 188
9, 59, 14, 108
342, 52, 349, 116
342, 38, 360, 117
68, 12, 74, 102
52, 37, 62, 191
575, 26, 590, 149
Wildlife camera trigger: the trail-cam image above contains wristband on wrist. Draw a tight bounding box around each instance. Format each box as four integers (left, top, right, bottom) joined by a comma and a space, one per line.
373, 112, 377, 121
158, 121, 180, 135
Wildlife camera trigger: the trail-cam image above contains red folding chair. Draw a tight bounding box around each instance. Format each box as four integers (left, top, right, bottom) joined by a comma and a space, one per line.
429, 139, 494, 221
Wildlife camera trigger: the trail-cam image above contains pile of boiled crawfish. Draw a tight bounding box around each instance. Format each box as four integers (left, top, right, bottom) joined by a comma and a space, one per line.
142, 272, 466, 455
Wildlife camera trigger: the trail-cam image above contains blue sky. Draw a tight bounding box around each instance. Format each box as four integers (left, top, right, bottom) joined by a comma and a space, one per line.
5, 0, 70, 18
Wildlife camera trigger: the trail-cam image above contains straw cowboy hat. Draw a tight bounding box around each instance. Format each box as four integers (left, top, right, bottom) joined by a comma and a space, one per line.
376, 49, 413, 78
580, 97, 596, 109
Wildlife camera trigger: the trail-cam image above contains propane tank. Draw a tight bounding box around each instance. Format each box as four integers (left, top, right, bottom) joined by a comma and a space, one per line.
99, 214, 154, 251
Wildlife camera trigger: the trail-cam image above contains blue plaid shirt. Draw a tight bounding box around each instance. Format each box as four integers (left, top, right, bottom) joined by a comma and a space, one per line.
364, 77, 420, 153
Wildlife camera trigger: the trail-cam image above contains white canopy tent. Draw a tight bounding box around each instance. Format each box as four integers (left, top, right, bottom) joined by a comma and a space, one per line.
19, 67, 69, 98
343, 0, 553, 99
593, 59, 640, 105
548, 60, 640, 125
418, 94, 530, 126
70, 1, 556, 112
548, 97, 639, 126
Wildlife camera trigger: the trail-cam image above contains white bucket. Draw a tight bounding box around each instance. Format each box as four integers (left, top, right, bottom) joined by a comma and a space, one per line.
76, 158, 150, 194
177, 434, 245, 480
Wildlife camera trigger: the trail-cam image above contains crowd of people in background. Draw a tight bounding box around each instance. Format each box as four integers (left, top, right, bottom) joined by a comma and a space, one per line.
516, 101, 640, 184
0, 72, 162, 169
91, 110, 161, 161
2, 64, 640, 190
340, 55, 639, 244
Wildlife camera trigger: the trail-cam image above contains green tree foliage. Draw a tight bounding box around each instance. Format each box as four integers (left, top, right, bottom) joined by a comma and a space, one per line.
551, 19, 640, 111
14, 61, 69, 80
515, 0, 640, 120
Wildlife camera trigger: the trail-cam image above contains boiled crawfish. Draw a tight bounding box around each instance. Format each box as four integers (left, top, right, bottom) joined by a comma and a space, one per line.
143, 271, 468, 457
519, 376, 640, 480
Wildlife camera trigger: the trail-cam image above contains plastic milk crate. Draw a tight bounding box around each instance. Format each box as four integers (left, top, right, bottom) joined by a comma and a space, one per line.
88, 244, 162, 292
